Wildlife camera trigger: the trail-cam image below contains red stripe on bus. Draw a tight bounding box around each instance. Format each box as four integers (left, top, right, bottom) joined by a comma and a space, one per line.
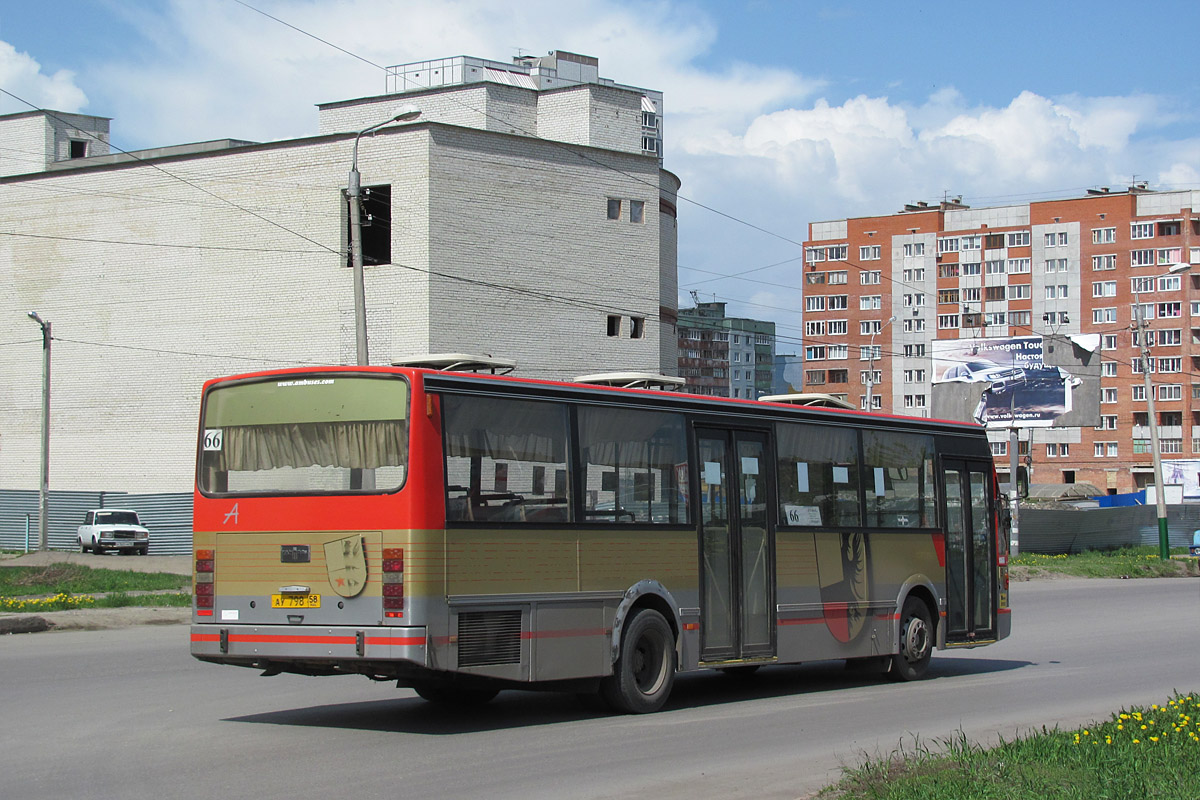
521, 628, 608, 640
191, 633, 221, 642
229, 634, 357, 645
777, 617, 824, 626
365, 636, 425, 646
196, 610, 213, 617
931, 532, 946, 568
999, 608, 1011, 615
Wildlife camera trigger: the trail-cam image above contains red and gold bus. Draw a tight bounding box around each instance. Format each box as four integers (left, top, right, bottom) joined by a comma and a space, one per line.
190, 365, 1010, 713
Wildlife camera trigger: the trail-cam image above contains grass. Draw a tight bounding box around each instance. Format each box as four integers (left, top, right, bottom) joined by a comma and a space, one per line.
1011, 546, 1197, 579
0, 563, 189, 598
0, 592, 191, 612
822, 693, 1200, 800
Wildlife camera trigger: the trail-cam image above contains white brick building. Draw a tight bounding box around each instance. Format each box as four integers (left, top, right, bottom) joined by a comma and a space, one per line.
1, 50, 680, 493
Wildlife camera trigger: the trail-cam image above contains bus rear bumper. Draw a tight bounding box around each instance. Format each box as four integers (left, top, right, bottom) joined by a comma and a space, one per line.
190, 624, 427, 667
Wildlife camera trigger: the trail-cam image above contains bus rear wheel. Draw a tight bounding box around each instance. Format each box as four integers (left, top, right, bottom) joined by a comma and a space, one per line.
890, 596, 933, 681
599, 608, 675, 714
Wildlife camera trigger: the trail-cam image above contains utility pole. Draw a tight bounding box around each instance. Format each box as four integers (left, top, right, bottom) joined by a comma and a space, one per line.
27, 312, 51, 551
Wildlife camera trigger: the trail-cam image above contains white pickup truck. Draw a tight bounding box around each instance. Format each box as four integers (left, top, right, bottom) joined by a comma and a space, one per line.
77, 509, 150, 555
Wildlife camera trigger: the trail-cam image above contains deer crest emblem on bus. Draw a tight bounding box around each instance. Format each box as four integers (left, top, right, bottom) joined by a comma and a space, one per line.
323, 536, 367, 598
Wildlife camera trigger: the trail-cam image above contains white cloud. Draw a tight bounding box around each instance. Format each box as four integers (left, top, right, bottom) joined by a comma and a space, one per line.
0, 41, 88, 114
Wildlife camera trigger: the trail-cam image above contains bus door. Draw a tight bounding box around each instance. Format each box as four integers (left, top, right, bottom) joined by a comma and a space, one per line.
695, 427, 775, 662
941, 458, 997, 643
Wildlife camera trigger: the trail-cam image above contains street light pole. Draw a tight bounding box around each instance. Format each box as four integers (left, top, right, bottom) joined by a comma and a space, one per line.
347, 105, 421, 366
1134, 262, 1191, 559
865, 315, 895, 411
27, 311, 50, 551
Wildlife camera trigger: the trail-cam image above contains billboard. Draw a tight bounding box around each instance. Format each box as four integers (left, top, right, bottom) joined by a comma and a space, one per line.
930, 335, 1099, 429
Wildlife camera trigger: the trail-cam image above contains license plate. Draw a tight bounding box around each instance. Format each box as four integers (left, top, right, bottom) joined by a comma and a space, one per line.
271, 594, 321, 609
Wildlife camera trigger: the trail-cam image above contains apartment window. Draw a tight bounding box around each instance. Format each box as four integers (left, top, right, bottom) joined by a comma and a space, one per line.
1192, 247, 1200, 264
860, 344, 882, 360
1009, 284, 1031, 300
806, 272, 826, 285
860, 396, 883, 410
829, 369, 848, 383
1159, 302, 1181, 318
860, 295, 882, 310
1132, 385, 1146, 401
1159, 384, 1183, 401
1092, 227, 1116, 244
1045, 285, 1069, 299
903, 318, 926, 332
985, 259, 1006, 274
985, 312, 1007, 326
1044, 232, 1068, 247
805, 296, 826, 312
903, 369, 927, 383
1092, 254, 1117, 271
938, 314, 960, 329
1131, 276, 1155, 293
860, 320, 882, 335
607, 198, 622, 220
827, 320, 848, 335
1159, 221, 1181, 236
990, 441, 1008, 457
903, 293, 926, 307
641, 136, 660, 155
827, 245, 848, 261
1046, 443, 1058, 457
1192, 301, 1200, 316
1132, 302, 1155, 322
1092, 281, 1117, 297
805, 346, 826, 360
1130, 222, 1154, 239
985, 286, 1006, 302
1159, 357, 1182, 373
1160, 329, 1182, 345
1159, 275, 1182, 292
630, 200, 645, 224
1003, 231, 1028, 247
828, 295, 849, 310
1131, 249, 1155, 267
938, 289, 960, 304
805, 370, 827, 385
959, 261, 980, 277
860, 245, 881, 260
1133, 439, 1151, 454
960, 235, 981, 251
1101, 361, 1117, 377
641, 111, 658, 130
630, 317, 645, 338
1157, 248, 1182, 265
904, 344, 926, 357
903, 242, 925, 257
1094, 442, 1118, 458
828, 345, 848, 359
938, 237, 959, 253
902, 268, 925, 281
1092, 308, 1117, 324
1044, 258, 1069, 273
805, 247, 826, 263
903, 394, 927, 408
984, 233, 1005, 249
828, 271, 848, 284
607, 314, 621, 336
860, 370, 882, 385
939, 263, 960, 279
1101, 334, 1117, 350
860, 270, 881, 285
1102, 387, 1118, 403
1010, 311, 1032, 326
1096, 414, 1118, 430
1161, 439, 1183, 454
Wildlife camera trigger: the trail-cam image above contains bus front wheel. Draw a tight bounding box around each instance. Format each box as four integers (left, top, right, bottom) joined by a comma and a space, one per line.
599, 608, 676, 714
890, 596, 933, 681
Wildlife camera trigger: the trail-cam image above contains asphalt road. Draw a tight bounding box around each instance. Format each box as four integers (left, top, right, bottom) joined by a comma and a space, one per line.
2, 577, 1197, 799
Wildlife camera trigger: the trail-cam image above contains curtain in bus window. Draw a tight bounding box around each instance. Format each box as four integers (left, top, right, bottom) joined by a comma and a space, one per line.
442, 395, 570, 523
861, 430, 935, 528
776, 423, 860, 527
215, 421, 407, 471
578, 407, 689, 524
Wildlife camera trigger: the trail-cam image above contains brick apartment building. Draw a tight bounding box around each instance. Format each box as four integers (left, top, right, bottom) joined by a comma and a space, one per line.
803, 185, 1200, 494
2, 50, 680, 493
677, 302, 775, 398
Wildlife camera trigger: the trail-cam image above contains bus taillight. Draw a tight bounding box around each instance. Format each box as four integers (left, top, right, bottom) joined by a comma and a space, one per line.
382, 548, 404, 617
195, 548, 215, 614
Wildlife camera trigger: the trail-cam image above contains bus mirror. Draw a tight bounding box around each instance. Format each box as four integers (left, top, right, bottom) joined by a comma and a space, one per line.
1016, 466, 1029, 499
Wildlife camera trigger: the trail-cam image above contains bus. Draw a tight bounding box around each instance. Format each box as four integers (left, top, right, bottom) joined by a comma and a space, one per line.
190, 364, 1010, 713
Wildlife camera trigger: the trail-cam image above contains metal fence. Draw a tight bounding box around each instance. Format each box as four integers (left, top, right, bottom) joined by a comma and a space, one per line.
1018, 504, 1200, 555
0, 490, 193, 555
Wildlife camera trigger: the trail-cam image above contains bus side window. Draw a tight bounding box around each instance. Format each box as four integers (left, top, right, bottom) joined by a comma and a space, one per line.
861, 430, 935, 528
776, 422, 860, 527
442, 395, 571, 523
578, 407, 689, 524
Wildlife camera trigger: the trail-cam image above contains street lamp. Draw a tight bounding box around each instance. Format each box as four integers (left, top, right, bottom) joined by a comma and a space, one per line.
1133, 261, 1191, 559
27, 311, 50, 551
865, 315, 896, 410
347, 105, 421, 366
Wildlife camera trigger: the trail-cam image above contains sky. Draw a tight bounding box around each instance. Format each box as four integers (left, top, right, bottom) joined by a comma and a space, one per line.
2, 0, 1199, 352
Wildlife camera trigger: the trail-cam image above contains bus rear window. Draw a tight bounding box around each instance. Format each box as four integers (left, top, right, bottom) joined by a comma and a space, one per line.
198, 375, 409, 495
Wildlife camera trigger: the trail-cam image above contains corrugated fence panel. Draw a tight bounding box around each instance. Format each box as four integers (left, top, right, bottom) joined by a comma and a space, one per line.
0, 490, 193, 555
1019, 505, 1200, 554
